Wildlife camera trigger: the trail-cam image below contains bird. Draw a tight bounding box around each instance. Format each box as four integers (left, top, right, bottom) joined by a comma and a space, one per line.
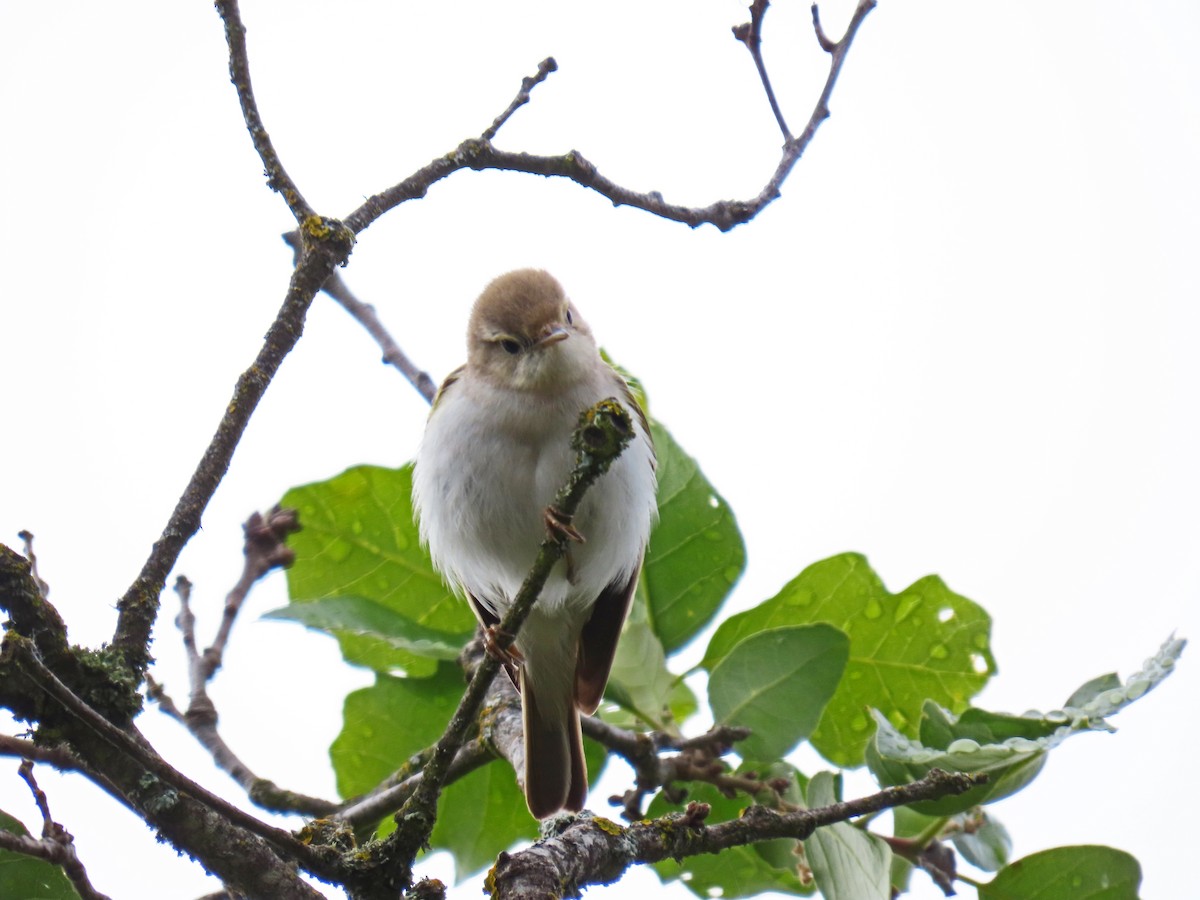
412, 268, 657, 818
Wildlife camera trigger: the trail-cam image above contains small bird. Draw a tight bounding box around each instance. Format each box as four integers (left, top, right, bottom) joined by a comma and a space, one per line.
412, 269, 657, 818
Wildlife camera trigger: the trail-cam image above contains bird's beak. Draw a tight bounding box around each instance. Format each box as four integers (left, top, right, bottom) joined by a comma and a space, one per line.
535, 327, 569, 349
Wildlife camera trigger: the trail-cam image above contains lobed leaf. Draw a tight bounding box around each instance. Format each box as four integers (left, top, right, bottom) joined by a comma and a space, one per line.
703, 553, 995, 767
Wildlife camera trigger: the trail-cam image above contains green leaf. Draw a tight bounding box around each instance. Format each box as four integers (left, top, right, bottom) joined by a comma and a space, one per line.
804, 772, 891, 900
605, 615, 677, 731
649, 765, 813, 898
644, 421, 745, 654
0, 810, 82, 899
951, 811, 1012, 873
867, 707, 1047, 816
265, 596, 466, 661
1063, 672, 1122, 710
703, 553, 995, 767
280, 465, 474, 672
866, 636, 1186, 815
979, 846, 1141, 899
330, 665, 465, 806
708, 625, 849, 763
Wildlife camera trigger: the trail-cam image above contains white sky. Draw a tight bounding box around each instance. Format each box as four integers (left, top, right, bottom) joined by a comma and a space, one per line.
1, 2, 1197, 898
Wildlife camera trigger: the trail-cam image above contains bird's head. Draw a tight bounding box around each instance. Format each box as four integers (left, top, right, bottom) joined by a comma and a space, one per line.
466, 269, 597, 393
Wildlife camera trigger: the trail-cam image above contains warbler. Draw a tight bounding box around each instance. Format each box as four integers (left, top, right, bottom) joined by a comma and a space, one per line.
412, 269, 657, 818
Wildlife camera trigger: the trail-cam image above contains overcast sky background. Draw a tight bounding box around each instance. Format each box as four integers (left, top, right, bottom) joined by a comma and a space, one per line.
2, 2, 1198, 898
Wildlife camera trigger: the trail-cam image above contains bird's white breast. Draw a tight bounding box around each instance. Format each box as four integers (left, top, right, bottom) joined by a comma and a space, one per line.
412, 366, 657, 624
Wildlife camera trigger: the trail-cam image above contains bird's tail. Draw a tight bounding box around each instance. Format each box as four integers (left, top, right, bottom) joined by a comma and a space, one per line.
520, 665, 587, 819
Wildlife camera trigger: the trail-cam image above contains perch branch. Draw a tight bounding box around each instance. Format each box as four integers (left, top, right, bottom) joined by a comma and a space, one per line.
335, 638, 522, 828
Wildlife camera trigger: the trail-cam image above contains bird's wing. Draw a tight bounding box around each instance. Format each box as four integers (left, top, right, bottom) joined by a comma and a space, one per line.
573, 562, 641, 714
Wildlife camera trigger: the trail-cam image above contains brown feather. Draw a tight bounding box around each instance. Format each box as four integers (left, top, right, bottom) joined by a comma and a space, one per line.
521, 668, 587, 818
574, 564, 641, 715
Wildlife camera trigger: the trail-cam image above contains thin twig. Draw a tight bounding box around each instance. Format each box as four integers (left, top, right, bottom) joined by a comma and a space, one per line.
283, 53, 563, 405
811, 3, 837, 53
214, 0, 314, 223
16, 530, 50, 598
482, 57, 559, 141
281, 231, 438, 403
150, 512, 336, 817
12, 760, 114, 900
581, 716, 763, 819
345, 3, 875, 237
733, 0, 792, 141
0, 735, 83, 770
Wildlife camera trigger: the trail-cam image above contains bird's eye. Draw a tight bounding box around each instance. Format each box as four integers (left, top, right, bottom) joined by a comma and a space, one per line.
500, 338, 521, 355
565, 308, 573, 325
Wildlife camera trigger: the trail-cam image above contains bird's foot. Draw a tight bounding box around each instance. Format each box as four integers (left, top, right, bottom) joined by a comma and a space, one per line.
483, 626, 524, 667
544, 505, 585, 543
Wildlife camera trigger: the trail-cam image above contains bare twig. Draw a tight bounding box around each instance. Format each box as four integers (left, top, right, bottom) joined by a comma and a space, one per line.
282, 53, 561, 405
0, 735, 82, 770
345, 2, 874, 237
214, 0, 314, 224
16, 530, 50, 598
482, 56, 559, 141
488, 769, 986, 898
580, 716, 764, 820
281, 231, 438, 403
811, 3, 838, 53
733, 0, 792, 141
148, 512, 336, 817
10, 760, 114, 900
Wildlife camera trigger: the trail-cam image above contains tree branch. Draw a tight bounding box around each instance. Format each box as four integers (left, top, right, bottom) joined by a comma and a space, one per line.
112, 227, 353, 680
281, 231, 439, 404
344, 2, 875, 237
482, 56, 559, 142
2, 633, 338, 888
213, 0, 315, 224
733, 0, 791, 141
489, 769, 985, 899
146, 511, 339, 818
9, 760, 114, 900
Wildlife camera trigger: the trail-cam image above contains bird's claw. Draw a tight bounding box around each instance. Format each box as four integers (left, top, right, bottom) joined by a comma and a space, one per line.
484, 626, 524, 667
544, 505, 585, 543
